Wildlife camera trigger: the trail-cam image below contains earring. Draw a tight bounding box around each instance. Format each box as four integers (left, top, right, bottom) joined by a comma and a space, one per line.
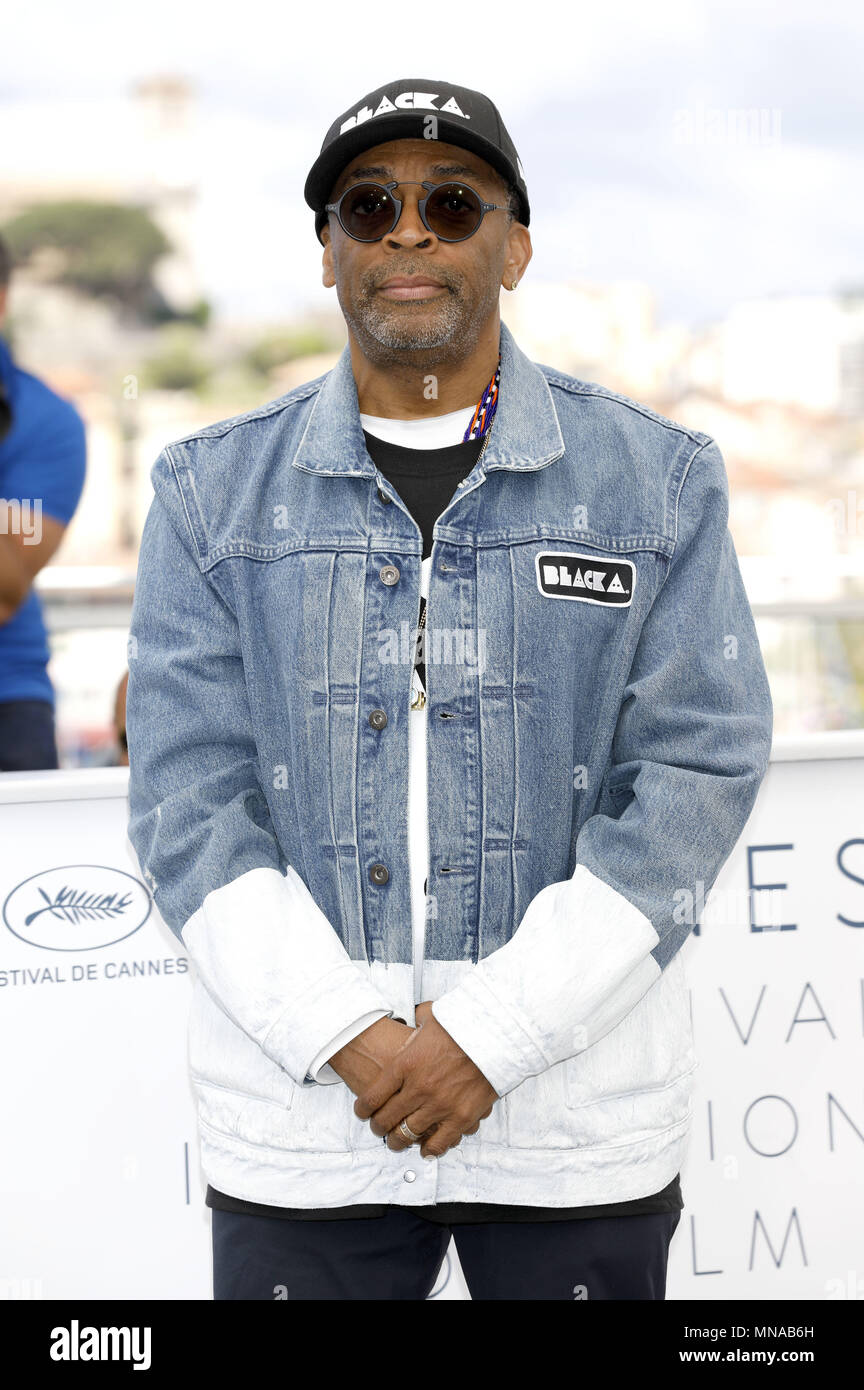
510, 280, 518, 290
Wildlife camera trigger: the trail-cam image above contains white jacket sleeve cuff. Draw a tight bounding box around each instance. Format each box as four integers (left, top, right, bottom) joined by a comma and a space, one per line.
303, 1009, 392, 1086
180, 863, 395, 1088
430, 863, 661, 1098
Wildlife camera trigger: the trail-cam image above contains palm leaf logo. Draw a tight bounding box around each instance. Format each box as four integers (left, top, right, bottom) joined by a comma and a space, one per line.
24, 885, 134, 928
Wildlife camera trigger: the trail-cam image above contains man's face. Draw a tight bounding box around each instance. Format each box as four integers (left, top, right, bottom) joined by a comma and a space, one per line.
320, 138, 530, 364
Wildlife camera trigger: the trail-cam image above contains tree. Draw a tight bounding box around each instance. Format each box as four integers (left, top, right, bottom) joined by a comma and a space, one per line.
2, 201, 173, 320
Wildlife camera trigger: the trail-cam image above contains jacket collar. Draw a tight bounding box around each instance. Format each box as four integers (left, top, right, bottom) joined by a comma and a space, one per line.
290, 318, 565, 478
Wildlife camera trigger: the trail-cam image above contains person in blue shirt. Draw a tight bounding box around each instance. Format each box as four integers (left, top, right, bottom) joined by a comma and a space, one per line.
0, 234, 87, 771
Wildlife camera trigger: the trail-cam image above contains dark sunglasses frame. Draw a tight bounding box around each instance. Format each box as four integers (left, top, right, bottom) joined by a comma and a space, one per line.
324, 179, 509, 243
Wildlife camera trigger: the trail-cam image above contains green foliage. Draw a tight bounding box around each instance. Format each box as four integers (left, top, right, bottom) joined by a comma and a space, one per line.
139, 325, 211, 392
245, 325, 335, 375
1, 201, 171, 315
184, 296, 212, 328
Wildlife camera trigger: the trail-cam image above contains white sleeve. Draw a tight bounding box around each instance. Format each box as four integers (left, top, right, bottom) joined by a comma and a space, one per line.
126, 469, 397, 1089
304, 1009, 392, 1085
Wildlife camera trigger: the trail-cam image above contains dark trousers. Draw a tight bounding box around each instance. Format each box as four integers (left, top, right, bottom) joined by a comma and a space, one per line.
0, 699, 58, 771
212, 1206, 681, 1301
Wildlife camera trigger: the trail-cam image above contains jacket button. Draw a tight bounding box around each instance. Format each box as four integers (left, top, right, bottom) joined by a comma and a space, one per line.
379, 564, 400, 585
402, 1170, 417, 1183
369, 863, 389, 885
377, 486, 392, 504
369, 709, 388, 730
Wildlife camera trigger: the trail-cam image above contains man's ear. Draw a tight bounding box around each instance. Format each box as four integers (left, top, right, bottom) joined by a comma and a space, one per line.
321, 226, 335, 289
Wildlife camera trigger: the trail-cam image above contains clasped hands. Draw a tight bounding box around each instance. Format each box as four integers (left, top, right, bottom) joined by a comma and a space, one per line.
328, 1001, 499, 1159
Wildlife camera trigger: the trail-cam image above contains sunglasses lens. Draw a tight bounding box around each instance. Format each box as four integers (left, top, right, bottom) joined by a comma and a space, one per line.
337, 181, 486, 241
340, 183, 396, 240
425, 183, 483, 239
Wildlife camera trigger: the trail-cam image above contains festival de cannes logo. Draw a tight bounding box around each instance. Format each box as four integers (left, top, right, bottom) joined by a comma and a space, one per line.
3, 865, 151, 952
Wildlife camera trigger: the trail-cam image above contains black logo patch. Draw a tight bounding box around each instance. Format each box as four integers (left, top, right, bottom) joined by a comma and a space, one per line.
535, 551, 635, 607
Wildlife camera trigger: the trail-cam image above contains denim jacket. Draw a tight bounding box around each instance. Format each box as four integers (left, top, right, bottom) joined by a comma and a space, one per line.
126, 319, 773, 1209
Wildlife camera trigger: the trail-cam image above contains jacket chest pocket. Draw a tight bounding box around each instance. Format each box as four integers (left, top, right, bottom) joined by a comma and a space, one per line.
506, 540, 667, 709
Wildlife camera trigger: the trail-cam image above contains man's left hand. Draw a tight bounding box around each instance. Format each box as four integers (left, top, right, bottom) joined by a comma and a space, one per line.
353, 1001, 499, 1159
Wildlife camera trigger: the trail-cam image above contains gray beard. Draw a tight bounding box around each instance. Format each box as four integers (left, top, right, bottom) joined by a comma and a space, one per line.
344, 290, 467, 366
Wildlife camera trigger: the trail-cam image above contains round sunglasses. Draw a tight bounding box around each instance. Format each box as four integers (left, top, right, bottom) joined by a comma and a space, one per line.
324, 179, 510, 243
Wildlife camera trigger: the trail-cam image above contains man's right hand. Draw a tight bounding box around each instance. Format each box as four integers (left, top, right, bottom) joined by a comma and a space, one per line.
327, 1016, 418, 1099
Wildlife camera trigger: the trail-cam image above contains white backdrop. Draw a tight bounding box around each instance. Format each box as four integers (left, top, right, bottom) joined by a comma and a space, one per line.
1, 733, 862, 1301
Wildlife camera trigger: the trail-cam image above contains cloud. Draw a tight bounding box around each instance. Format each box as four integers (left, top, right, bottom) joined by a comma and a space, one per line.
1, 0, 860, 324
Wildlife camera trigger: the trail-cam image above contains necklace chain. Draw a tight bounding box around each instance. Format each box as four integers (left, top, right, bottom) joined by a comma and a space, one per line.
463, 351, 501, 443
411, 350, 500, 708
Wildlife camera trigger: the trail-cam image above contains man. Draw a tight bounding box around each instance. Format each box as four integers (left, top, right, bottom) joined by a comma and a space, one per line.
126, 79, 774, 1301
0, 233, 87, 771
113, 669, 129, 767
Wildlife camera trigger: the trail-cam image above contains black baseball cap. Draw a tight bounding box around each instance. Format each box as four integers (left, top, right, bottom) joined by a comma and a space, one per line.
304, 78, 530, 245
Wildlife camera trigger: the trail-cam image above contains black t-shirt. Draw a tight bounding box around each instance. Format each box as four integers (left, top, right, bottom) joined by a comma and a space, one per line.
206, 429, 683, 1224
364, 429, 485, 691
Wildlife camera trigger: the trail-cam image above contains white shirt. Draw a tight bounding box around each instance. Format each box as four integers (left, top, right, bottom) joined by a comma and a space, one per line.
305, 405, 477, 1080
